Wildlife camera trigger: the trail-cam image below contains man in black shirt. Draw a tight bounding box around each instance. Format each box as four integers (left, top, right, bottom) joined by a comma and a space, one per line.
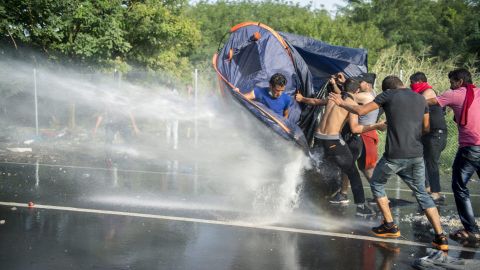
410, 72, 447, 203
329, 75, 448, 252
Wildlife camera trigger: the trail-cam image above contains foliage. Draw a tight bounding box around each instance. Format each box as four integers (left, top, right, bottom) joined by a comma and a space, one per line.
0, 0, 200, 78
187, 0, 388, 67
342, 0, 480, 64
1, 0, 479, 87
371, 47, 479, 172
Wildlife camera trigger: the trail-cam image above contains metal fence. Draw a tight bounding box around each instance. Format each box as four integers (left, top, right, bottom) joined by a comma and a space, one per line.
376, 111, 459, 174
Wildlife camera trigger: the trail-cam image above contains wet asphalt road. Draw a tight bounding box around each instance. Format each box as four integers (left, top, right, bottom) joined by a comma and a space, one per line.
0, 158, 479, 270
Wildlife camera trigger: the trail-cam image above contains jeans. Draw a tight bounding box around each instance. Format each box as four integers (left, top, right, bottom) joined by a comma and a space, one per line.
452, 146, 480, 233
422, 129, 447, 192
371, 156, 436, 210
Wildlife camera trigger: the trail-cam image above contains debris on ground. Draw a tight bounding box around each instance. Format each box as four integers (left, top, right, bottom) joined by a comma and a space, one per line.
401, 213, 480, 229
412, 248, 480, 270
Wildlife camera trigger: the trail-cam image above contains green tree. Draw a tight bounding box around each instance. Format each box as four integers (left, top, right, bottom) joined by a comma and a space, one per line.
123, 0, 200, 77
0, 0, 200, 77
342, 0, 480, 65
188, 0, 387, 67
0, 0, 130, 68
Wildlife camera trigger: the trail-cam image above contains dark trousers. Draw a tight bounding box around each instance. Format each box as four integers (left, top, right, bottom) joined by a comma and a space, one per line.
452, 146, 480, 233
315, 138, 365, 204
422, 129, 447, 192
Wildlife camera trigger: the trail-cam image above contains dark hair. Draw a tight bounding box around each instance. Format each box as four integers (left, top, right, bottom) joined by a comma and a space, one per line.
448, 68, 472, 84
269, 73, 287, 87
409, 72, 428, 83
344, 78, 360, 93
381, 75, 404, 91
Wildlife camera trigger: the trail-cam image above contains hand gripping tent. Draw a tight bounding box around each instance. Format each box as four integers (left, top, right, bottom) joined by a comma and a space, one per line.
212, 22, 368, 152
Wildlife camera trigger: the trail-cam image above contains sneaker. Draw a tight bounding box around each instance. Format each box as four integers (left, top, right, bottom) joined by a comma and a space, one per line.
372, 221, 401, 238
356, 203, 375, 217
432, 233, 449, 251
329, 192, 349, 204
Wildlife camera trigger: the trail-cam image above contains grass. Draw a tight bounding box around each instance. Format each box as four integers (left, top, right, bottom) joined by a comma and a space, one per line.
371, 47, 479, 175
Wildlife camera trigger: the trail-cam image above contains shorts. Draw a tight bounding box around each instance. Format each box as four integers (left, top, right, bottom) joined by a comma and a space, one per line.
358, 130, 379, 170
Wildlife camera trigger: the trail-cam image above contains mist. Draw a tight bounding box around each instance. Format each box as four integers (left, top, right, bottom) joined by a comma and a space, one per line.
0, 58, 312, 223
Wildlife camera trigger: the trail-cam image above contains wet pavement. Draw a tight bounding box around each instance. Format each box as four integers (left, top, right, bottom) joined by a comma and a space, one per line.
0, 156, 479, 269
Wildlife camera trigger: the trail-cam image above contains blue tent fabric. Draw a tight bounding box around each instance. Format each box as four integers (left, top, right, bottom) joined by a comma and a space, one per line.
280, 32, 368, 90
215, 22, 368, 151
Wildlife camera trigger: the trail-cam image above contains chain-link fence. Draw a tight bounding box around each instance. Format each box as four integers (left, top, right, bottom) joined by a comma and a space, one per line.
376, 106, 460, 175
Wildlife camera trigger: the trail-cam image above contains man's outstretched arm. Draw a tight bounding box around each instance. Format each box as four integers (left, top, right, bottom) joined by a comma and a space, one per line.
329, 93, 379, 115
233, 87, 255, 100
295, 92, 327, 106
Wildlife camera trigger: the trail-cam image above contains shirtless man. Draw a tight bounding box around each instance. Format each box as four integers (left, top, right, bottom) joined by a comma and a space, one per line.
296, 78, 386, 216
330, 73, 381, 204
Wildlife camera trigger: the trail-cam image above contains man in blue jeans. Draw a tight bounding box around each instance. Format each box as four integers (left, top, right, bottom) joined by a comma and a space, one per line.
428, 68, 480, 244
330, 75, 448, 251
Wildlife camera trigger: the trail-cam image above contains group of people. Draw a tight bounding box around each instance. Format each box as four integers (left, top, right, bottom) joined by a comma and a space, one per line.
237, 68, 480, 252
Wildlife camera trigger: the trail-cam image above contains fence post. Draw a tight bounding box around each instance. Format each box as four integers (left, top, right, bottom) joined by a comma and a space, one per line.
194, 68, 198, 147
33, 68, 39, 136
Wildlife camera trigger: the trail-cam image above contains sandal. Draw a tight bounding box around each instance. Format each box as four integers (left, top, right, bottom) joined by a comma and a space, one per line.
449, 229, 469, 241
466, 231, 480, 242
449, 229, 480, 242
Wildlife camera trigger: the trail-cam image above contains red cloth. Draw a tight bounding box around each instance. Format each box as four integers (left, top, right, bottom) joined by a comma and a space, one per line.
410, 82, 432, 94
360, 130, 379, 170
460, 83, 476, 126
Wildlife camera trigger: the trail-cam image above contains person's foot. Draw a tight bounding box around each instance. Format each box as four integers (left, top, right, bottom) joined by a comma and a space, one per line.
432, 233, 449, 251
329, 192, 349, 204
356, 203, 375, 217
372, 221, 401, 238
450, 229, 480, 243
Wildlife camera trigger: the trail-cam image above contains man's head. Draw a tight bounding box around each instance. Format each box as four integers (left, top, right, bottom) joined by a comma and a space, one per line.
269, 73, 287, 98
448, 68, 472, 90
409, 72, 428, 84
354, 73, 376, 92
381, 75, 404, 91
344, 78, 360, 94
